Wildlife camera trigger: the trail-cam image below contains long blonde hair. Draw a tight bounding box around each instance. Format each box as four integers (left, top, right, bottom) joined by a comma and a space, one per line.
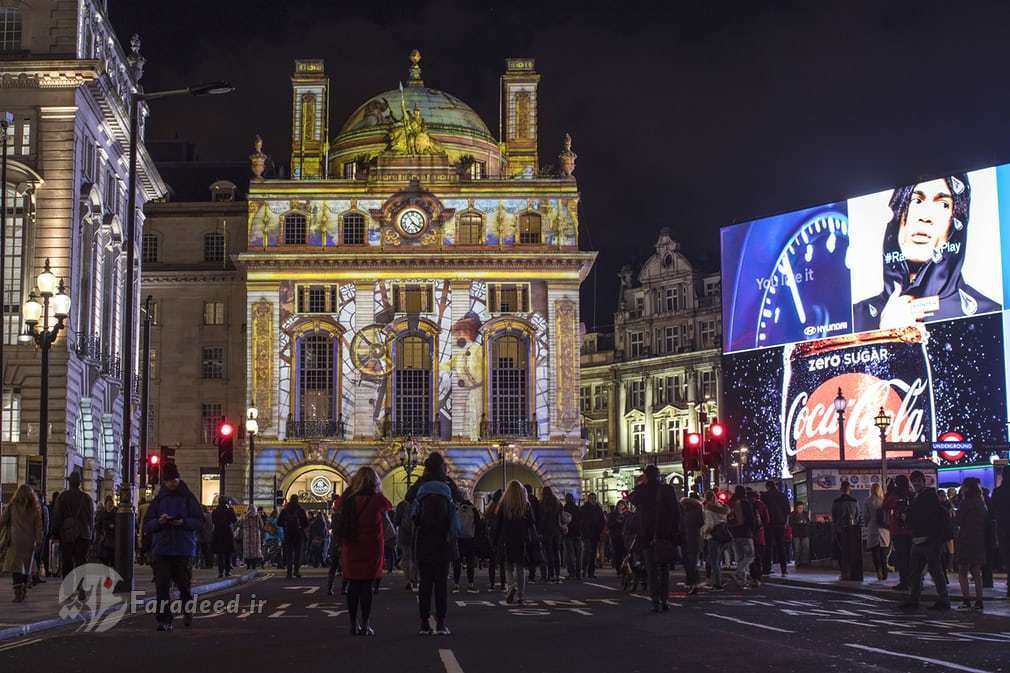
499, 480, 530, 519
869, 483, 884, 503
9, 484, 39, 513
349, 466, 381, 496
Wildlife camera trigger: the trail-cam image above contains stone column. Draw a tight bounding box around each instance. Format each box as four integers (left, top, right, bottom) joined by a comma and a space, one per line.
686, 366, 698, 431
644, 374, 654, 454
617, 378, 628, 454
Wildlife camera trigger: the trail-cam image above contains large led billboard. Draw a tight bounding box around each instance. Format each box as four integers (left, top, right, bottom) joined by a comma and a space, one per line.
721, 165, 1010, 479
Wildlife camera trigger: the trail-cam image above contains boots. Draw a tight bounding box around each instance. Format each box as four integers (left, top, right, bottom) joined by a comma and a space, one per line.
12, 584, 27, 603
326, 575, 335, 596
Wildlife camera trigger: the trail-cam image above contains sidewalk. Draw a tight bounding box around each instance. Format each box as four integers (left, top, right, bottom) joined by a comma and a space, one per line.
765, 565, 1009, 602
0, 565, 259, 642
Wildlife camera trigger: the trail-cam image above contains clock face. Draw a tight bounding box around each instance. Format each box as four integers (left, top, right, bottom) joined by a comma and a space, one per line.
398, 209, 426, 236
756, 210, 851, 347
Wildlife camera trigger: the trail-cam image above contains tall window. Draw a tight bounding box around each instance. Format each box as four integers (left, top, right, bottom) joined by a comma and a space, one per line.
517, 212, 542, 244
631, 422, 646, 455
2, 388, 20, 442
580, 386, 591, 413
592, 427, 609, 458
203, 232, 225, 262
75, 399, 96, 459
203, 301, 225, 325
201, 346, 224, 379
457, 213, 482, 245
342, 161, 357, 180
701, 370, 716, 401
699, 320, 716, 348
141, 233, 159, 263
489, 283, 529, 313
0, 8, 21, 52
201, 403, 223, 444
489, 333, 529, 436
342, 213, 365, 245
3, 186, 24, 344
629, 331, 644, 358
594, 385, 608, 410
393, 334, 432, 436
392, 283, 433, 313
283, 212, 307, 245
299, 332, 335, 422
628, 380, 645, 409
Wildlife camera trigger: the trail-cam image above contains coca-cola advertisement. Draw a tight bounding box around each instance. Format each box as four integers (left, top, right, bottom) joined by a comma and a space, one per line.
722, 312, 1008, 479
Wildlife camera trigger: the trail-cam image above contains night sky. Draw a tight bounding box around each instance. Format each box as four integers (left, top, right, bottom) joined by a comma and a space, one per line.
111, 0, 1010, 329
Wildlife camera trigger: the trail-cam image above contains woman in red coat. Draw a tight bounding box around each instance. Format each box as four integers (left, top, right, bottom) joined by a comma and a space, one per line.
339, 466, 392, 636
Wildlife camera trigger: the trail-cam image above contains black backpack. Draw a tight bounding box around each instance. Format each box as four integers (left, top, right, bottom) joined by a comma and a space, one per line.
416, 493, 451, 534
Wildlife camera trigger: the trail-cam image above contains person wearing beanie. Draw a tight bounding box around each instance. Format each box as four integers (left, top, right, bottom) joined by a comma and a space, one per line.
50, 469, 95, 579
142, 460, 204, 631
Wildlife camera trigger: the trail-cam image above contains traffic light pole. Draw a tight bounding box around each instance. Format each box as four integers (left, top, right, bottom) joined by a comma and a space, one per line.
219, 458, 227, 505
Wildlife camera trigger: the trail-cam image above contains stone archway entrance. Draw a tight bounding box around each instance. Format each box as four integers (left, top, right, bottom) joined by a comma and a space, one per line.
283, 465, 347, 511
472, 462, 544, 510
380, 466, 425, 506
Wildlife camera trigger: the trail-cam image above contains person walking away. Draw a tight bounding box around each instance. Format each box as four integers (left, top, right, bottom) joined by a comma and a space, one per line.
901, 470, 952, 611
453, 499, 480, 593
483, 491, 506, 591
884, 475, 914, 590
746, 489, 769, 583
1, 485, 43, 602
31, 487, 50, 585
579, 493, 606, 579
607, 500, 629, 576
278, 495, 309, 578
992, 465, 1010, 597
393, 497, 417, 592
680, 495, 704, 594
327, 495, 345, 596
955, 478, 987, 611
492, 480, 536, 605
539, 487, 564, 583
761, 481, 791, 576
211, 498, 238, 578
411, 452, 459, 635
862, 483, 890, 580
788, 501, 811, 567
339, 467, 392, 636
142, 462, 204, 631
241, 505, 264, 569
832, 481, 862, 581
50, 470, 95, 581
702, 490, 731, 591
524, 484, 542, 581
728, 486, 756, 591
94, 494, 116, 567
631, 465, 680, 611
562, 493, 582, 580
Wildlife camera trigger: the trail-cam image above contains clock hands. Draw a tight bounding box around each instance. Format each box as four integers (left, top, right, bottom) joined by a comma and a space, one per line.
778, 254, 807, 325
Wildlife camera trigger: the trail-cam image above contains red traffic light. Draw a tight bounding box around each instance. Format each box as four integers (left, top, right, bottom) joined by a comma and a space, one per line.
686, 432, 702, 447
716, 490, 730, 504
219, 422, 234, 437
710, 421, 724, 438
149, 454, 160, 465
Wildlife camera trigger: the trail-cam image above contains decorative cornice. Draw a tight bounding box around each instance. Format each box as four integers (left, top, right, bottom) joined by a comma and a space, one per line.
142, 271, 238, 284
0, 60, 99, 88
248, 178, 579, 198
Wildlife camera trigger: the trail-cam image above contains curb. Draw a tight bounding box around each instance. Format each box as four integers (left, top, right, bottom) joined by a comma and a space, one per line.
765, 575, 1009, 602
0, 570, 260, 644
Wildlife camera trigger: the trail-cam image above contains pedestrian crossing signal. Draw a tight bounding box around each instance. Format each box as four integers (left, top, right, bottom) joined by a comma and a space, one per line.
683, 431, 702, 471
147, 452, 161, 485
217, 420, 235, 465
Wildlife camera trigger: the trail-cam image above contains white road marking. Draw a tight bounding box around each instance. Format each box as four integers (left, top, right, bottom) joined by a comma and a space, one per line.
766, 582, 887, 601
629, 593, 652, 602
705, 613, 795, 633
0, 637, 41, 652
843, 643, 993, 673
583, 582, 618, 592
439, 648, 465, 673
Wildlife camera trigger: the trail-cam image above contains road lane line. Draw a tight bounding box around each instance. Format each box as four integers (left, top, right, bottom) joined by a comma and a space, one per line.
765, 582, 887, 601
439, 648, 465, 673
705, 613, 795, 633
0, 637, 41, 652
583, 582, 618, 591
843, 644, 993, 673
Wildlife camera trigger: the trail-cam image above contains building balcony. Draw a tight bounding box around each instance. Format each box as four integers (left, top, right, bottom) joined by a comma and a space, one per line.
72, 332, 102, 363
287, 418, 347, 439
480, 416, 537, 440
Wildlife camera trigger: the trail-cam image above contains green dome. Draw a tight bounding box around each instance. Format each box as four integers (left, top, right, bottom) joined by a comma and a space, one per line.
338, 86, 494, 142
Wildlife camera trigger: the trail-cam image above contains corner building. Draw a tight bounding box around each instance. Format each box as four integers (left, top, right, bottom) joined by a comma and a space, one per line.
168, 54, 592, 507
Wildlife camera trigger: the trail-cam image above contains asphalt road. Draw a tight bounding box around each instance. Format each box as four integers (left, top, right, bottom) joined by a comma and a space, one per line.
1, 567, 1007, 673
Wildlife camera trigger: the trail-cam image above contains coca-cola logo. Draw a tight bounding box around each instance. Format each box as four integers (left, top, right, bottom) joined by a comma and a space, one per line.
786, 372, 927, 460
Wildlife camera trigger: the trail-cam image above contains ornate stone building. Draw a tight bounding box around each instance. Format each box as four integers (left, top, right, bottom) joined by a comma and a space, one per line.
579, 230, 721, 504
144, 54, 594, 507
0, 1, 165, 500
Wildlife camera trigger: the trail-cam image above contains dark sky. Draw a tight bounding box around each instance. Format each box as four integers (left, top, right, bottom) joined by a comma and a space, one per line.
111, 0, 1010, 329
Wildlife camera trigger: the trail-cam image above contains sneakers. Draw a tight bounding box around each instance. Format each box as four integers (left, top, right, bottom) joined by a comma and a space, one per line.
974, 600, 984, 612
452, 584, 460, 594
467, 583, 478, 593
435, 621, 451, 635
156, 622, 173, 632
928, 601, 951, 612
419, 620, 433, 636
506, 587, 517, 604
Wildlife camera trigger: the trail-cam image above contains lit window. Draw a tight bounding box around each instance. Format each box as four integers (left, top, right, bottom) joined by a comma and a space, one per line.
1, 455, 16, 485
141, 233, 158, 263
203, 301, 225, 325
457, 213, 482, 245
0, 8, 21, 52
393, 334, 432, 436
2, 388, 20, 442
203, 232, 225, 262
489, 333, 530, 436
299, 332, 335, 424
283, 213, 307, 245
628, 380, 645, 409
3, 186, 24, 344
631, 423, 645, 455
580, 386, 591, 412
629, 332, 644, 358
468, 161, 485, 180
517, 213, 541, 244
594, 385, 608, 410
201, 403, 223, 444
392, 283, 433, 313
489, 283, 529, 313
19, 119, 29, 156
201, 346, 225, 379
342, 213, 365, 245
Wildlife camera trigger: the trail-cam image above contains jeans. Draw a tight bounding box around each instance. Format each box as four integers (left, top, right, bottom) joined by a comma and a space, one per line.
564, 537, 583, 578
732, 538, 755, 586
792, 537, 810, 566
643, 547, 670, 605
582, 537, 600, 578
892, 534, 912, 586
909, 540, 950, 605
453, 553, 476, 585
154, 556, 193, 625
346, 578, 374, 627
284, 540, 302, 576
766, 526, 788, 574
505, 561, 527, 599
418, 560, 450, 622
60, 538, 89, 578
543, 535, 561, 580
707, 540, 728, 587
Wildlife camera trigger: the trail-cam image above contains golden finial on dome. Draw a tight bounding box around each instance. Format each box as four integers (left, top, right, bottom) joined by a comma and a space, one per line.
407, 49, 423, 86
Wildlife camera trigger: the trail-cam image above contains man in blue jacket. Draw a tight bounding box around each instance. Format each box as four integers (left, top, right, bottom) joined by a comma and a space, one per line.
142, 461, 205, 631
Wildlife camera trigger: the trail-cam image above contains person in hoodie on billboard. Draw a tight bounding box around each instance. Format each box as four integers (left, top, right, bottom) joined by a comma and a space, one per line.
854, 174, 999, 332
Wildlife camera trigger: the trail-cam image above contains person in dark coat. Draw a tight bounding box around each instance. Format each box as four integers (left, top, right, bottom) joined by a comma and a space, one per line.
562, 493, 582, 580
339, 467, 392, 636
992, 465, 1010, 598
278, 495, 308, 578
607, 500, 629, 576
831, 481, 862, 581
630, 465, 680, 612
142, 462, 205, 630
524, 484, 542, 581
491, 480, 537, 604
884, 475, 915, 590
50, 470, 95, 579
211, 499, 238, 578
955, 478, 987, 611
761, 480, 791, 576
94, 495, 117, 567
410, 452, 460, 635
680, 495, 704, 593
902, 470, 951, 610
579, 493, 606, 579
539, 487, 563, 583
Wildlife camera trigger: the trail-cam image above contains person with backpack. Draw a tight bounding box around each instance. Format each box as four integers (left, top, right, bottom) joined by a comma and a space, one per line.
453, 499, 481, 593
393, 497, 416, 592
340, 467, 393, 636
728, 485, 756, 590
630, 466, 680, 611
278, 495, 309, 578
411, 452, 460, 635
862, 483, 890, 580
50, 470, 95, 579
561, 493, 582, 580
539, 487, 564, 583
580, 492, 606, 579
491, 480, 537, 605
702, 490, 731, 591
884, 475, 914, 590
902, 470, 951, 611
761, 481, 791, 576
832, 481, 863, 581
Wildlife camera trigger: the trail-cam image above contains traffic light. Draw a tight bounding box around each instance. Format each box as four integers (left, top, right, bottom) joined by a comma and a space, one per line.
162, 445, 176, 463
217, 419, 235, 465
704, 419, 726, 467
147, 451, 161, 485
716, 489, 730, 504
683, 431, 703, 471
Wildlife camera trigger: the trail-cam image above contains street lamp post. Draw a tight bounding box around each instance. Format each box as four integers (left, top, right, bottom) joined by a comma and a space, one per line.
833, 387, 847, 461
0, 111, 12, 487
115, 79, 234, 593
21, 260, 71, 495
246, 405, 258, 507
874, 407, 892, 488
731, 445, 749, 484
399, 436, 420, 492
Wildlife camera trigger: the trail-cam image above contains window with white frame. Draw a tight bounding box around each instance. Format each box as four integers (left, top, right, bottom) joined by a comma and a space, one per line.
2, 388, 20, 442
3, 186, 24, 344
628, 380, 645, 409
664, 325, 680, 353
699, 320, 717, 348
593, 427, 609, 457
580, 385, 591, 412
0, 455, 15, 485
593, 384, 608, 410
0, 8, 21, 52
631, 422, 645, 455
629, 331, 644, 358
700, 369, 716, 401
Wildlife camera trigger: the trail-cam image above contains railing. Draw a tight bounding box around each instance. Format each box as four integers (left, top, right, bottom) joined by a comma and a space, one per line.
287, 418, 346, 439
480, 416, 537, 439
101, 353, 121, 380
383, 417, 434, 439
72, 332, 102, 362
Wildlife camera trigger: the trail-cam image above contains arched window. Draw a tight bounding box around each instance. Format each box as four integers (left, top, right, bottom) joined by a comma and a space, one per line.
518, 213, 542, 244
298, 331, 336, 428
342, 212, 365, 245
141, 233, 158, 263
2, 185, 25, 344
283, 212, 307, 245
489, 332, 531, 437
393, 333, 432, 436
457, 212, 483, 245
203, 231, 225, 262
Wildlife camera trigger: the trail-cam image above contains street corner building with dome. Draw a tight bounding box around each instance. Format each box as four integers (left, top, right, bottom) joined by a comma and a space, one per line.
142, 53, 596, 508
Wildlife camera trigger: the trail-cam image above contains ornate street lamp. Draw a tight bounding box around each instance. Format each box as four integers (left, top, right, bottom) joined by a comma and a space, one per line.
874, 407, 892, 487
21, 259, 71, 494
833, 387, 847, 461
246, 405, 259, 507
400, 435, 421, 489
